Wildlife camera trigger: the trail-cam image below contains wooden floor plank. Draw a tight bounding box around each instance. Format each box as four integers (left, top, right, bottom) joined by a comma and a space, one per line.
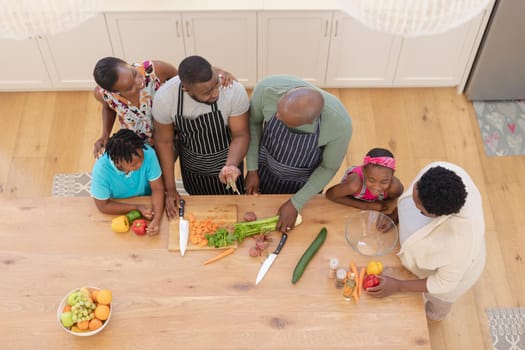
1, 87, 522, 350
0, 93, 25, 185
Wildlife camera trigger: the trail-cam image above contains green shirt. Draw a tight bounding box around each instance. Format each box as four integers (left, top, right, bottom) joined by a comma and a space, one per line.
248, 75, 353, 210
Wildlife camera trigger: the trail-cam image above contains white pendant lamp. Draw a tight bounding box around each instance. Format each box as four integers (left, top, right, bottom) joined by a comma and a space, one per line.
340, 0, 492, 37
0, 0, 99, 40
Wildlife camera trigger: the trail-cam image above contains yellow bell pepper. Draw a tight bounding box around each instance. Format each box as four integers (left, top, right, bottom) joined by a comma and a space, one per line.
111, 215, 129, 233
366, 260, 383, 275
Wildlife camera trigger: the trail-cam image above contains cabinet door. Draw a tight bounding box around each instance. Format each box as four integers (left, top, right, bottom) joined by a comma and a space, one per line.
106, 12, 186, 70
0, 39, 51, 91
326, 12, 402, 87
39, 14, 113, 89
182, 11, 257, 87
393, 13, 484, 86
258, 11, 332, 85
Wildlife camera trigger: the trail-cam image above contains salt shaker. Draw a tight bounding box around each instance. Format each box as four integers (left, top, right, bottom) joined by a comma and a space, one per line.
328, 258, 339, 279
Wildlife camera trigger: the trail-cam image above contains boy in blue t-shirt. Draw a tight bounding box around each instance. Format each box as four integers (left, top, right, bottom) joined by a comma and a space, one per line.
91, 129, 164, 235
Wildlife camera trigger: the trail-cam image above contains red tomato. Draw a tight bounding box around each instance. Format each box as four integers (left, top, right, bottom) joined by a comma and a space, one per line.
132, 219, 147, 236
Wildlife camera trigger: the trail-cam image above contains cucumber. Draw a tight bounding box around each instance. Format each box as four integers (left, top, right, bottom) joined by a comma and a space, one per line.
292, 227, 327, 284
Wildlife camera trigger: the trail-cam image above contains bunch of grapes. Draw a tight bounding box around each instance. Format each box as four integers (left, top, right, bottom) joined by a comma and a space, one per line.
69, 291, 96, 323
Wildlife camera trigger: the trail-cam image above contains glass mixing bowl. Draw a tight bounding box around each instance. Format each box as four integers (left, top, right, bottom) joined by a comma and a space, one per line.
344, 210, 399, 256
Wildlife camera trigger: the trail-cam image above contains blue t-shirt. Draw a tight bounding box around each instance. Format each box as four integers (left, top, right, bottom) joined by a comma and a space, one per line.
91, 145, 162, 199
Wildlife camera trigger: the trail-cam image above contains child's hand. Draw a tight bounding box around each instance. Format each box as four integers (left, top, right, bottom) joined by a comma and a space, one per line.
376, 214, 394, 232
146, 218, 160, 236
138, 205, 154, 220
370, 201, 386, 212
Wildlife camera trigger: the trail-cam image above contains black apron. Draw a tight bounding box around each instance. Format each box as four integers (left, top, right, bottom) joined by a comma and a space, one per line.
258, 114, 322, 194
175, 84, 244, 195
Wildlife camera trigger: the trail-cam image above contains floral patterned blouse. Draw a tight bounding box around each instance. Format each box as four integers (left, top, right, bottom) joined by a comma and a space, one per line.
98, 60, 161, 144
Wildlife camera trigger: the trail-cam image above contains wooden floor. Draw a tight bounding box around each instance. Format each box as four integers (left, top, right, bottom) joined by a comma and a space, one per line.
1, 88, 524, 349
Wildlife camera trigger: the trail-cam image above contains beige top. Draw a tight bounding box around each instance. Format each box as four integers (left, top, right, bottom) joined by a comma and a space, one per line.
397, 162, 486, 302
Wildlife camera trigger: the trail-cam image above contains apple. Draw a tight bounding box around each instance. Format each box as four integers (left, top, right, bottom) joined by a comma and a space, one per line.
60, 311, 74, 328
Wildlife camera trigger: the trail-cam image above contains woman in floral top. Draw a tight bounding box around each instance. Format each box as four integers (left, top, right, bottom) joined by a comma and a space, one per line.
92, 57, 235, 158
93, 57, 177, 158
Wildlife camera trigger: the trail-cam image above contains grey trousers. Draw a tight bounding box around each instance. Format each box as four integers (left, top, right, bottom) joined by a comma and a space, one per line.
424, 293, 453, 321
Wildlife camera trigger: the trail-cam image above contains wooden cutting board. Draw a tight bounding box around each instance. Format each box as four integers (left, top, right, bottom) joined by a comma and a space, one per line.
168, 204, 238, 251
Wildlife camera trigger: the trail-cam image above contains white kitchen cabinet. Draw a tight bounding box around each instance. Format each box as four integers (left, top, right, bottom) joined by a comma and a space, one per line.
0, 14, 113, 91
257, 11, 332, 85
40, 14, 114, 89
106, 12, 186, 71
0, 39, 52, 90
325, 12, 402, 87
393, 12, 485, 87
106, 11, 257, 87
182, 12, 256, 87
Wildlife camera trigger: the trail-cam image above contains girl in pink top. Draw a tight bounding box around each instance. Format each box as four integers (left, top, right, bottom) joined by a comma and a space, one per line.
326, 148, 404, 214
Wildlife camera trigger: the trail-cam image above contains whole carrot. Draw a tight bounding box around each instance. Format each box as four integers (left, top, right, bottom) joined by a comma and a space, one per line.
358, 267, 366, 298
204, 248, 235, 265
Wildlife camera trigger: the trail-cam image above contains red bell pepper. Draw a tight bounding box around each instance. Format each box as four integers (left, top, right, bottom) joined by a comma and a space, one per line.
132, 219, 147, 236
363, 274, 380, 290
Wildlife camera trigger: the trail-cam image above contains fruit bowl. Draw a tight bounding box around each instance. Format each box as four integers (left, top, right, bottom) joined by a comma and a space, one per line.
344, 210, 399, 256
57, 286, 112, 336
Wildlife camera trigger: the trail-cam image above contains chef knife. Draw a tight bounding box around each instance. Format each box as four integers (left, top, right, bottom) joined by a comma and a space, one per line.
179, 199, 189, 256
255, 233, 288, 285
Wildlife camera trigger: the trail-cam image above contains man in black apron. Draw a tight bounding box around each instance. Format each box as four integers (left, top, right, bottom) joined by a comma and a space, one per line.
246, 75, 352, 233
153, 56, 250, 219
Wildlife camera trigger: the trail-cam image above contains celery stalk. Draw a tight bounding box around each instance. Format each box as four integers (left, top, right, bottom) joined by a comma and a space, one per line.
234, 214, 303, 242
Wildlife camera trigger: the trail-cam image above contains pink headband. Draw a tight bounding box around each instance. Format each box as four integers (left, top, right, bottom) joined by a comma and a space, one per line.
363, 156, 396, 170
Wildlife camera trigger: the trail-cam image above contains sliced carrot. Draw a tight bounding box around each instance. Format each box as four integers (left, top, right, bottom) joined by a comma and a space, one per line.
189, 215, 220, 247
358, 267, 366, 298
204, 248, 235, 265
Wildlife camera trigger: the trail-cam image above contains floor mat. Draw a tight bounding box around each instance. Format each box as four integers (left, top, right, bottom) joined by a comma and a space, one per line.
473, 100, 525, 157
52, 172, 188, 197
486, 307, 525, 350
52, 172, 92, 197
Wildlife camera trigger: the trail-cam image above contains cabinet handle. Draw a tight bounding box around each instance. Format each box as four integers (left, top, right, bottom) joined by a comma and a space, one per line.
334, 20, 339, 37
176, 21, 181, 38
324, 20, 329, 37
186, 20, 190, 37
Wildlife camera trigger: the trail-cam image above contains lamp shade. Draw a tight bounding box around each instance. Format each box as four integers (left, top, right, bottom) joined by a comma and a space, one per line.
340, 0, 491, 37
0, 0, 99, 40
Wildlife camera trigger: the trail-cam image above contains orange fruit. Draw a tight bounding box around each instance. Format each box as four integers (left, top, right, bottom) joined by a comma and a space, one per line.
91, 290, 99, 303
71, 325, 88, 333
94, 304, 110, 321
76, 320, 89, 330
62, 305, 71, 312
96, 289, 112, 305
88, 318, 103, 331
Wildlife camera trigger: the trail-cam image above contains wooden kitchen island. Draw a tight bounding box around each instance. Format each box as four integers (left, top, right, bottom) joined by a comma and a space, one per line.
0, 195, 430, 349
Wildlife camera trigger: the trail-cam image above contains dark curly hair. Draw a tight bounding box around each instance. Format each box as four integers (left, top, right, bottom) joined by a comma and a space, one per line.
105, 129, 145, 164
417, 166, 467, 216
178, 55, 212, 86
93, 56, 127, 91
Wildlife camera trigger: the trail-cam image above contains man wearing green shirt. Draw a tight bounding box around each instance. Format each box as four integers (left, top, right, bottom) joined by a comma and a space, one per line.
245, 75, 352, 232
